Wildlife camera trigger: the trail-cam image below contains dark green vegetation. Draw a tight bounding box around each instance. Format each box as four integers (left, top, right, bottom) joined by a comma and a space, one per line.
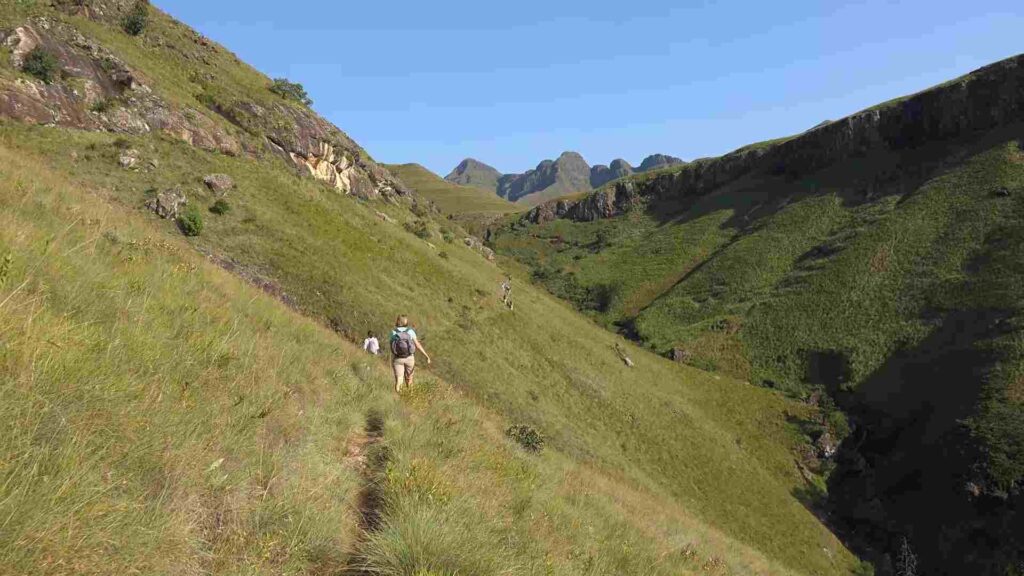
178, 204, 203, 235
209, 197, 231, 215
121, 0, 148, 36
0, 1, 861, 574
493, 56, 1024, 574
21, 46, 59, 83
269, 77, 312, 106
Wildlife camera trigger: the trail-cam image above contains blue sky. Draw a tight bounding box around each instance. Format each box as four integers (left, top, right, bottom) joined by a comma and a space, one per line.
158, 0, 1022, 175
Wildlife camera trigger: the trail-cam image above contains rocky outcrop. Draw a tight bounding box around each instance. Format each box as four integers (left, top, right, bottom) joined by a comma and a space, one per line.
520, 53, 1024, 225
220, 100, 404, 199
0, 19, 240, 154
0, 15, 408, 201
523, 180, 641, 224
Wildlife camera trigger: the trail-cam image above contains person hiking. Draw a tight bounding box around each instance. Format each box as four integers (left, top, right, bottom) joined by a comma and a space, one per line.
362, 331, 380, 355
390, 315, 431, 393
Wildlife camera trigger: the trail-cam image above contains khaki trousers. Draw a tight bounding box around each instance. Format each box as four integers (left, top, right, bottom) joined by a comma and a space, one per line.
392, 356, 416, 391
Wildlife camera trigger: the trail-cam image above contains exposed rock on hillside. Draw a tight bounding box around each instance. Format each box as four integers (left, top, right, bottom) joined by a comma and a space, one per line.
146, 187, 187, 219
203, 173, 234, 195
0, 12, 408, 201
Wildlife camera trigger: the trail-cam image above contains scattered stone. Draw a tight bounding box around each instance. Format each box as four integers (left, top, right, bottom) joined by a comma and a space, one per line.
374, 210, 394, 224
203, 173, 234, 195
118, 148, 140, 169
146, 187, 187, 219
815, 431, 838, 459
669, 347, 692, 363
147, 158, 159, 170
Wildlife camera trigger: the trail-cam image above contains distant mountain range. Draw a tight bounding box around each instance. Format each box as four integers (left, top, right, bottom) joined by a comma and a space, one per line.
445, 152, 685, 204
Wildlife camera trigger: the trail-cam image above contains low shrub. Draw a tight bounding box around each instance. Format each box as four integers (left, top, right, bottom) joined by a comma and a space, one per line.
404, 220, 433, 240
269, 78, 312, 106
22, 48, 60, 83
90, 98, 118, 113
178, 206, 204, 236
505, 424, 544, 453
438, 251, 449, 260
122, 0, 149, 36
209, 199, 231, 215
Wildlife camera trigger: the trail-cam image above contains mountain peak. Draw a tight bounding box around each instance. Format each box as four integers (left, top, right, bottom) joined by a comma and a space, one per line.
445, 158, 502, 191
638, 154, 686, 172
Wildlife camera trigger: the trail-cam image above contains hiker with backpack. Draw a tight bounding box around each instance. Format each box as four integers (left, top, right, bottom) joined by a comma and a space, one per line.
390, 315, 431, 393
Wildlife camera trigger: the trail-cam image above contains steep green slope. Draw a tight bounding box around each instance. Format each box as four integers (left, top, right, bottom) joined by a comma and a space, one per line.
385, 162, 520, 216
0, 2, 861, 575
493, 57, 1024, 573
3, 140, 796, 576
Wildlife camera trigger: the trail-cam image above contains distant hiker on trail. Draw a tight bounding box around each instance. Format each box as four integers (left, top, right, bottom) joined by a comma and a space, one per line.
390, 315, 431, 393
501, 275, 514, 311
362, 331, 380, 355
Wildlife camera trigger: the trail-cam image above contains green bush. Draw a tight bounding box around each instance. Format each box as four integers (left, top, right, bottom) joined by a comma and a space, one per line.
178, 206, 203, 237
122, 0, 149, 36
90, 98, 117, 113
209, 199, 231, 215
438, 251, 449, 260
410, 202, 430, 218
22, 48, 60, 84
505, 424, 544, 453
269, 78, 312, 106
404, 220, 433, 240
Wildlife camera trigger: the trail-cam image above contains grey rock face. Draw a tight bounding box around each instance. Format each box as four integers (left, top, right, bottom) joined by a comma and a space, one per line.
497, 151, 592, 203
590, 158, 635, 188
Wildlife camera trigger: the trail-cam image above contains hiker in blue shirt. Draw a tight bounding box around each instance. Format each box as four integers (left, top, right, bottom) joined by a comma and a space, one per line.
390, 315, 431, 393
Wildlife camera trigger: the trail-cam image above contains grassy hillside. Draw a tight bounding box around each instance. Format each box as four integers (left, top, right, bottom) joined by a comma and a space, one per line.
493, 116, 1024, 571
0, 117, 860, 576
0, 2, 862, 574
385, 162, 520, 216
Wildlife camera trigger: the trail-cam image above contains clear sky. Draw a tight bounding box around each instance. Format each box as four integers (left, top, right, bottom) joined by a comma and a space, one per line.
157, 0, 1022, 175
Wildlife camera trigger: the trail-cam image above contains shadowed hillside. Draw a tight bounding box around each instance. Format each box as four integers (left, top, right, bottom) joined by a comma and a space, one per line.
494, 54, 1024, 574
